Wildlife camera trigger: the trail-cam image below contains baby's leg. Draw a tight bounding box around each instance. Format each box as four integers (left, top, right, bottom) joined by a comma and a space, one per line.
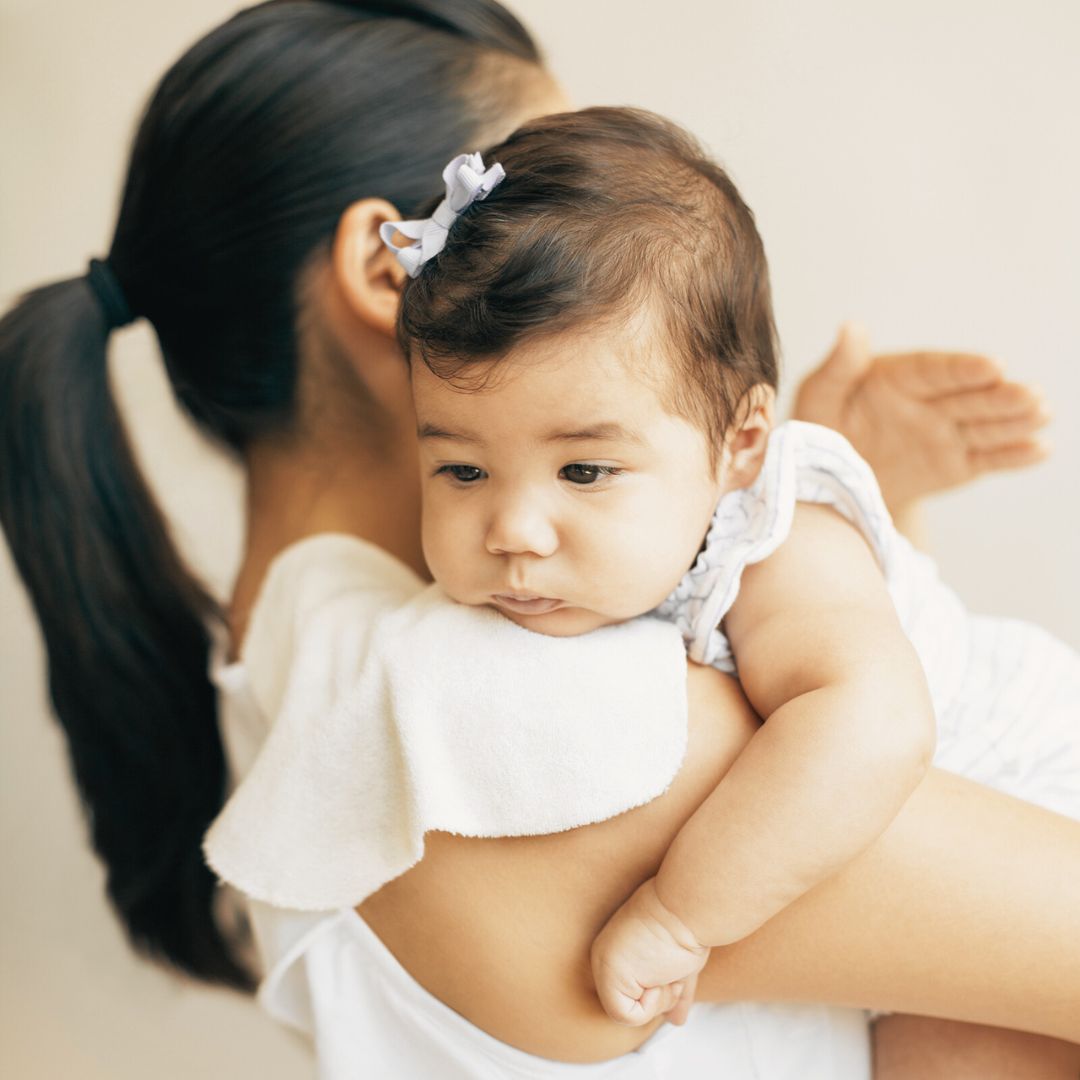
873, 1016, 1080, 1079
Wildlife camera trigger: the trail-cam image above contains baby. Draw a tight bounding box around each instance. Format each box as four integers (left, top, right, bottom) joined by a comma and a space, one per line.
383, 107, 1080, 1027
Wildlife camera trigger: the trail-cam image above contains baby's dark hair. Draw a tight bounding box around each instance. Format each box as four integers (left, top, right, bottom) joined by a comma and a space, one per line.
399, 106, 779, 454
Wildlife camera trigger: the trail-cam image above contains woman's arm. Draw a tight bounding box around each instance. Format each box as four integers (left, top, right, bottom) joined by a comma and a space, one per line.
358, 663, 1080, 1063
696, 763, 1080, 1043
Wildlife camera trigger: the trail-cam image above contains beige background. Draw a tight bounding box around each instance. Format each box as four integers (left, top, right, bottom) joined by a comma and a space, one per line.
2, 1, 1078, 1076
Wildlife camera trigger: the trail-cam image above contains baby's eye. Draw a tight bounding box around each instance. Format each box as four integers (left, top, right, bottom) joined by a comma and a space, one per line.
560, 463, 621, 486
435, 464, 486, 483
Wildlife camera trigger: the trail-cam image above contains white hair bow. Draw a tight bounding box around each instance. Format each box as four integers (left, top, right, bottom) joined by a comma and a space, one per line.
379, 152, 506, 278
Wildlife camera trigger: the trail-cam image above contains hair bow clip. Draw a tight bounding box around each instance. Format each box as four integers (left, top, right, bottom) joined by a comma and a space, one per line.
380, 152, 506, 278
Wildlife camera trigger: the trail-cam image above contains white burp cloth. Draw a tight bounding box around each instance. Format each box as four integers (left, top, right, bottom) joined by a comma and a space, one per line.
204, 535, 689, 911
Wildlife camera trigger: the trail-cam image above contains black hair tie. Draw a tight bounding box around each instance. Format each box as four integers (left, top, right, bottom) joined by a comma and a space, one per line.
87, 258, 135, 330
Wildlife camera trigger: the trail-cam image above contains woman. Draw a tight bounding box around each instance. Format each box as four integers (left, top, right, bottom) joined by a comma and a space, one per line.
1, 2, 1075, 1076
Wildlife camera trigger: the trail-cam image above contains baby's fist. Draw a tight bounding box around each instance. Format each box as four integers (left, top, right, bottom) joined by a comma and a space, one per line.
590, 876, 710, 1027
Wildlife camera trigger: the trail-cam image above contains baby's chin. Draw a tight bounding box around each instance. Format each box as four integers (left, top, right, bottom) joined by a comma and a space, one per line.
490, 604, 624, 638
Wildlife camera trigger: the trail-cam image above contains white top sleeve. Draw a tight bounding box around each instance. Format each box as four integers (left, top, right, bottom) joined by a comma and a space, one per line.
653, 421, 972, 709
656, 421, 899, 670
203, 534, 689, 911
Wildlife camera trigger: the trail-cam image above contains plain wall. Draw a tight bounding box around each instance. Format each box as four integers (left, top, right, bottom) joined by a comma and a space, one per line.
1, 2, 1077, 1076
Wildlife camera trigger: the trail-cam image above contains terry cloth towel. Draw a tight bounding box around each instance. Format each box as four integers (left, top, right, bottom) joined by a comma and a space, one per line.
203, 535, 689, 911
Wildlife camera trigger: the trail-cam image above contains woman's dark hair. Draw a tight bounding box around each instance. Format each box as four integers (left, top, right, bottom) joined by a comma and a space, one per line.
0, 0, 544, 990
399, 107, 778, 457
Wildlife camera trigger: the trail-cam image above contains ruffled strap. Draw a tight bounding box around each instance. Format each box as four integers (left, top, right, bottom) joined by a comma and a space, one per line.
655, 422, 897, 670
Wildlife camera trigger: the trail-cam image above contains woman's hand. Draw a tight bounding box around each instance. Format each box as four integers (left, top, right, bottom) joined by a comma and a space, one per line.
590, 877, 710, 1028
793, 324, 1051, 518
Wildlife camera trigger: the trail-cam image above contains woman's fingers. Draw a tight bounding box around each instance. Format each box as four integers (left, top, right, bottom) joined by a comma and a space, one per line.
969, 441, 1051, 476
879, 351, 1004, 398
958, 413, 1052, 451
935, 381, 1049, 422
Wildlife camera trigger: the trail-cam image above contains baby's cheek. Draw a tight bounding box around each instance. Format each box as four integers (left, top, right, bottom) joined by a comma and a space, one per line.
606, 498, 713, 614
427, 555, 474, 606
590, 535, 680, 619
422, 509, 481, 601
420, 510, 454, 586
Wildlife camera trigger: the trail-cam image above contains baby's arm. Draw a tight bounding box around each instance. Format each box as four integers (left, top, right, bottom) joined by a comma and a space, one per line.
592, 502, 936, 1024
657, 502, 936, 942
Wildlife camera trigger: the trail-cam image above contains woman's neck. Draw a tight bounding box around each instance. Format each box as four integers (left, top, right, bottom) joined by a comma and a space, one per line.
229, 421, 426, 654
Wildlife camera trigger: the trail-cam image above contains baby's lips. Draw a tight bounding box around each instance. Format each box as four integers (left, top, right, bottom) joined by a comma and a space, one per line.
490, 594, 564, 615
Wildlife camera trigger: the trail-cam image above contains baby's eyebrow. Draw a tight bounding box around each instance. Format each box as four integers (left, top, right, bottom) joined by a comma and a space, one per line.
546, 423, 641, 444
418, 422, 480, 443
418, 421, 641, 444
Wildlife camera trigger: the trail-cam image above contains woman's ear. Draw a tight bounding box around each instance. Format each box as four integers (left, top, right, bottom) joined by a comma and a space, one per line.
721, 384, 776, 491
331, 199, 408, 338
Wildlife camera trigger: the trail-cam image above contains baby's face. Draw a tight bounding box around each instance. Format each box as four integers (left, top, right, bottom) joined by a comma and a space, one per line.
412, 325, 734, 636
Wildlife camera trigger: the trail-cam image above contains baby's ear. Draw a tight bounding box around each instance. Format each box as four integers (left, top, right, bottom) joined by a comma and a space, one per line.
721, 384, 776, 491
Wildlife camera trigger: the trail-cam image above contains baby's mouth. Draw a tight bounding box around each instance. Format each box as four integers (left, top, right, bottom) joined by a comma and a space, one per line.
490, 594, 565, 615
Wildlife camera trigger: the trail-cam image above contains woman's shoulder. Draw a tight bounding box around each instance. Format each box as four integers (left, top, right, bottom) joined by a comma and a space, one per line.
244, 531, 424, 642
236, 532, 425, 720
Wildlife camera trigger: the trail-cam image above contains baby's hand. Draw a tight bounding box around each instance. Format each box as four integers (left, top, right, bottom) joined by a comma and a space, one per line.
590, 877, 710, 1028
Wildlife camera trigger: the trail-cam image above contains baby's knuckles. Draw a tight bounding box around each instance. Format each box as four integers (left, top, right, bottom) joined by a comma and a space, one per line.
591, 877, 711, 1026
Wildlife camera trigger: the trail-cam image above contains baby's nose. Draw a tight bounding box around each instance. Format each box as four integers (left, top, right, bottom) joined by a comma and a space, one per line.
484, 499, 558, 558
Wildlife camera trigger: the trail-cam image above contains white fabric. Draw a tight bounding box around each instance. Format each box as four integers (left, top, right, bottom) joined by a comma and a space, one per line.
203, 535, 689, 911
657, 419, 1080, 821
207, 550, 872, 1079
379, 151, 505, 277
243, 904, 871, 1080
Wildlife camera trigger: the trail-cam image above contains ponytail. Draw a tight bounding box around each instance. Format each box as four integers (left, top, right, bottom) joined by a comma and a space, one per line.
0, 277, 251, 988
1, 0, 544, 989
